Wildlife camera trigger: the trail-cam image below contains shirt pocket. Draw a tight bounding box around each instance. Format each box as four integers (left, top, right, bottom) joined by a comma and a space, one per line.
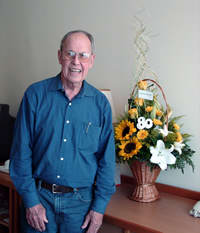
78, 122, 101, 153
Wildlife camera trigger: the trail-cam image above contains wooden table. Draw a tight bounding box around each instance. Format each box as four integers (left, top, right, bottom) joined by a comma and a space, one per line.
104, 184, 200, 233
0, 169, 20, 233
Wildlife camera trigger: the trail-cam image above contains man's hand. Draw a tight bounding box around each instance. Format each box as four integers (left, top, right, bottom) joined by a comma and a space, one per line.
26, 203, 48, 232
82, 210, 103, 233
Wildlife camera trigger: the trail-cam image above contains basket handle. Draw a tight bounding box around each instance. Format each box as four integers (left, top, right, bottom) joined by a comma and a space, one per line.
129, 79, 169, 128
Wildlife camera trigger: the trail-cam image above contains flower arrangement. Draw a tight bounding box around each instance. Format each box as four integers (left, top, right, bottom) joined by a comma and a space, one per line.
114, 79, 195, 173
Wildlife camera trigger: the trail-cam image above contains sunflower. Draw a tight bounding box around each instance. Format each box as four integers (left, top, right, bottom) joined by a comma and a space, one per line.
128, 108, 138, 119
119, 137, 142, 160
137, 130, 149, 140
153, 118, 163, 126
145, 106, 153, 112
115, 120, 136, 140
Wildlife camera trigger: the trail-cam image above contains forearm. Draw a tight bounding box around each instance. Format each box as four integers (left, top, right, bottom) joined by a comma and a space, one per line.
91, 128, 116, 214
9, 158, 40, 207
9, 91, 39, 207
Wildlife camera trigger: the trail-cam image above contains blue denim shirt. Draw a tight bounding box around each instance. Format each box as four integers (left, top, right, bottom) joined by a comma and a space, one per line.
10, 74, 116, 214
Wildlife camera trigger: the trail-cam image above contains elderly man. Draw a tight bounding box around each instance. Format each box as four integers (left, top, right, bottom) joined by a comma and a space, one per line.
10, 30, 116, 233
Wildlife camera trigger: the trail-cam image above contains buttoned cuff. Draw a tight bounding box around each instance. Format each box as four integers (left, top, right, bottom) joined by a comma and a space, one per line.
91, 185, 116, 214
91, 196, 109, 214
22, 191, 40, 208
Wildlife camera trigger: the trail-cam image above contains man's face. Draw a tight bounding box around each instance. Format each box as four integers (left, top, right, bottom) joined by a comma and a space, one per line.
58, 33, 95, 85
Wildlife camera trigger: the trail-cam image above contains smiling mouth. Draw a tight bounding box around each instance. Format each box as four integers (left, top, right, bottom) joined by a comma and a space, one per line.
70, 68, 81, 73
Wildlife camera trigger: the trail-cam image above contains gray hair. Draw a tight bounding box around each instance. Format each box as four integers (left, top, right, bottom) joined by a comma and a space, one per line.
60, 30, 95, 53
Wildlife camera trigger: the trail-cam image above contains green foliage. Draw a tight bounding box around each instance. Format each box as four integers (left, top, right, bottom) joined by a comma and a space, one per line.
169, 144, 195, 173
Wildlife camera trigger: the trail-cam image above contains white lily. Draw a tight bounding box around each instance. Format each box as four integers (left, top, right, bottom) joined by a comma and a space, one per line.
150, 140, 176, 170
174, 141, 185, 155
158, 124, 171, 137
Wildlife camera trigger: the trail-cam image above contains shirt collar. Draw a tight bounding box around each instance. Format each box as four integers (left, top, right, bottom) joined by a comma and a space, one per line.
48, 73, 95, 97
48, 73, 63, 91
77, 80, 95, 98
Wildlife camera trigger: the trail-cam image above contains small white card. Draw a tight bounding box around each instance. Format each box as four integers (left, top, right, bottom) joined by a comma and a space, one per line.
138, 90, 153, 100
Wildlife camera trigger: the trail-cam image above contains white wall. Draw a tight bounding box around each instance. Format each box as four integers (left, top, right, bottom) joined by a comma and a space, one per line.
0, 0, 199, 191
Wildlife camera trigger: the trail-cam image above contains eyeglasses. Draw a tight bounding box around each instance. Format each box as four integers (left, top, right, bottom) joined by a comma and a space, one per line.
62, 50, 91, 63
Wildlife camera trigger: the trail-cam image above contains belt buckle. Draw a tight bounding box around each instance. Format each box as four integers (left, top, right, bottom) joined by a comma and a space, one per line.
52, 184, 61, 194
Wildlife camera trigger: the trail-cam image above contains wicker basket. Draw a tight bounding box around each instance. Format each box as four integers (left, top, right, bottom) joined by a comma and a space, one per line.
128, 79, 168, 202
129, 160, 161, 202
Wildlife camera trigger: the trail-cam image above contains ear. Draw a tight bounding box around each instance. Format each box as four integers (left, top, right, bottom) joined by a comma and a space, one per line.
89, 54, 95, 69
58, 50, 62, 64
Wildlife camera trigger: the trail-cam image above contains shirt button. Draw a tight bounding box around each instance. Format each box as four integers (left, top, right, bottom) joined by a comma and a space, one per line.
69, 102, 72, 106
57, 175, 60, 179
63, 138, 67, 142
66, 120, 70, 124
60, 157, 64, 160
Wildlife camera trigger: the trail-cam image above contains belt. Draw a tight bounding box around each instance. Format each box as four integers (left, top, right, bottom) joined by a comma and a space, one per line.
38, 180, 75, 194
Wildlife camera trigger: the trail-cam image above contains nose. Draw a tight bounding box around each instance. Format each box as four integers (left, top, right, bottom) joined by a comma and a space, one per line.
72, 54, 80, 65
